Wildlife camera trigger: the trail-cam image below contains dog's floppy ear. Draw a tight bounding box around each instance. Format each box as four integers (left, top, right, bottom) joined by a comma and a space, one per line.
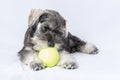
28, 9, 45, 27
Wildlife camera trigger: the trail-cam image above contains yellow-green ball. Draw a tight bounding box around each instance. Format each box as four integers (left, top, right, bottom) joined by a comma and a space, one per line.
38, 47, 60, 67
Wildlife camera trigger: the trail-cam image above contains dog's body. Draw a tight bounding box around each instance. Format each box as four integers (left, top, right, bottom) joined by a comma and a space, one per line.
18, 9, 98, 71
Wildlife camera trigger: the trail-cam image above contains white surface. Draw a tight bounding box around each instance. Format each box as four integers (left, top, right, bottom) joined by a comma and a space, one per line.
0, 0, 120, 80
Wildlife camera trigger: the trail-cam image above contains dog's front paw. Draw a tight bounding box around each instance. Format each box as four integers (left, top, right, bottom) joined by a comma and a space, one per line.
63, 62, 78, 69
60, 62, 78, 70
30, 62, 45, 71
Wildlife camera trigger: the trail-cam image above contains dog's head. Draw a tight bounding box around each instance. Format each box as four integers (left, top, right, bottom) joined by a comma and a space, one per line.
28, 9, 67, 37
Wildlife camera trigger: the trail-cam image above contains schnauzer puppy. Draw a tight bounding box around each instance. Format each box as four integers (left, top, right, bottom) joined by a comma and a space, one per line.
18, 9, 98, 71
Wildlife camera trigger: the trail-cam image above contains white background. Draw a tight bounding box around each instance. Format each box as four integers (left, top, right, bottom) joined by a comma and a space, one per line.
0, 0, 120, 80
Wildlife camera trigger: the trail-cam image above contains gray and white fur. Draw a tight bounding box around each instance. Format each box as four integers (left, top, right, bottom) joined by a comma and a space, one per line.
18, 9, 98, 71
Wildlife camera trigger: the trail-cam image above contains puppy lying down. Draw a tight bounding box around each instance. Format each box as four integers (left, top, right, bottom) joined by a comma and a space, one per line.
18, 9, 98, 71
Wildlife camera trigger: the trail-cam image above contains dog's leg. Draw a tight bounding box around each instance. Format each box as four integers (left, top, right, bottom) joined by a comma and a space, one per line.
67, 32, 99, 54
18, 46, 45, 71
79, 42, 99, 54
57, 51, 78, 69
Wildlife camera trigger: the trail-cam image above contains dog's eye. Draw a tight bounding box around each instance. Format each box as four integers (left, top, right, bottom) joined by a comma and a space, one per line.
58, 32, 63, 36
41, 25, 50, 32
44, 25, 50, 30
54, 30, 63, 36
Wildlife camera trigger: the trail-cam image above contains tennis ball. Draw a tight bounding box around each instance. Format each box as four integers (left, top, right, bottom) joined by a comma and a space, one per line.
38, 47, 59, 67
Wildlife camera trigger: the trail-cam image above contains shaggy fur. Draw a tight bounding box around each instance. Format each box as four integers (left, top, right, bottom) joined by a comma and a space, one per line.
18, 9, 98, 71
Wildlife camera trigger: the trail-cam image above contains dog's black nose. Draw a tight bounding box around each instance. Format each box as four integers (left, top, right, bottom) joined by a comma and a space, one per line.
48, 41, 54, 47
